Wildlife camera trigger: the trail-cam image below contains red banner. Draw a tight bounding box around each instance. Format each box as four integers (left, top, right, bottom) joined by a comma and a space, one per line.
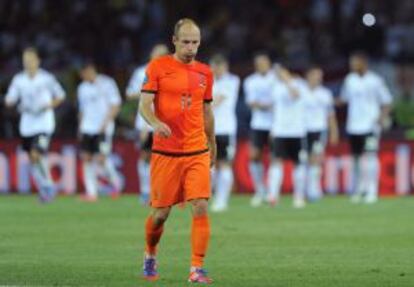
0, 139, 413, 195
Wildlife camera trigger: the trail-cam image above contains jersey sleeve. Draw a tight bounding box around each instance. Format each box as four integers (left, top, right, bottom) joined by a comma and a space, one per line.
5, 76, 20, 105
376, 78, 392, 105
50, 75, 66, 100
141, 61, 159, 94
77, 85, 86, 113
107, 78, 122, 106
126, 68, 145, 97
204, 69, 214, 102
339, 77, 350, 103
244, 78, 255, 105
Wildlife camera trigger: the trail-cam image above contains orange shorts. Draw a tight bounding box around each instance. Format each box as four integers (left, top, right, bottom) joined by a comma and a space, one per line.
150, 151, 211, 208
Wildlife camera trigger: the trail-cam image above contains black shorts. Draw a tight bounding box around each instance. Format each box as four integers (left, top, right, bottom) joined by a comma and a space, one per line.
271, 137, 306, 163
21, 133, 51, 153
306, 131, 326, 155
348, 133, 379, 156
250, 129, 270, 149
80, 134, 112, 155
216, 135, 231, 161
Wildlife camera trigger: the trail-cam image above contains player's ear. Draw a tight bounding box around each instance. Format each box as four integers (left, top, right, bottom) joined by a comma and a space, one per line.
172, 35, 178, 45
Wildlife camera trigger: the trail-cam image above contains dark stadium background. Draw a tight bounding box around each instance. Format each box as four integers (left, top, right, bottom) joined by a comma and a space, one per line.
1, 0, 414, 141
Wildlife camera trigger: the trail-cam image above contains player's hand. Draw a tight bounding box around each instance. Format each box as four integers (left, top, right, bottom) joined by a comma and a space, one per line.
154, 122, 172, 138
209, 140, 217, 167
140, 129, 150, 143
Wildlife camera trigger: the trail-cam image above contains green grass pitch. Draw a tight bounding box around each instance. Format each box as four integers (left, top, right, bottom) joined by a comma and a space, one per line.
0, 194, 413, 287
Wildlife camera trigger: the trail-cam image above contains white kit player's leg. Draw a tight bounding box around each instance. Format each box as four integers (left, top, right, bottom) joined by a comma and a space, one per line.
138, 160, 151, 204
293, 164, 306, 208
267, 161, 283, 205
212, 165, 233, 212
83, 161, 98, 198
351, 156, 366, 203
249, 161, 266, 207
307, 164, 322, 201
104, 158, 121, 192
363, 153, 379, 204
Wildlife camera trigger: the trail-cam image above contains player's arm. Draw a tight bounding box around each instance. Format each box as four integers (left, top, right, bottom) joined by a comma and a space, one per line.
139, 92, 171, 138
278, 68, 300, 99
244, 79, 272, 111
100, 79, 122, 133
377, 78, 393, 129
203, 102, 216, 167
45, 75, 66, 110
328, 112, 339, 145
4, 77, 19, 108
126, 69, 143, 100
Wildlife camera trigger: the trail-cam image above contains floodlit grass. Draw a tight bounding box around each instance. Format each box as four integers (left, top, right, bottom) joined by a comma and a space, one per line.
0, 194, 413, 286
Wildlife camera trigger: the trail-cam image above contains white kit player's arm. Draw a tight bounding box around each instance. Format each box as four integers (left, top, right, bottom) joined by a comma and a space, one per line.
100, 79, 122, 133
278, 68, 300, 99
43, 75, 65, 112
126, 68, 144, 99
4, 77, 20, 108
376, 78, 393, 129
244, 78, 272, 111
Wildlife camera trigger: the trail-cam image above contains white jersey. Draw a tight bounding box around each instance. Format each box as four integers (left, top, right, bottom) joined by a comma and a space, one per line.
126, 65, 152, 131
303, 85, 334, 132
78, 74, 122, 136
5, 69, 66, 137
212, 72, 240, 135
340, 71, 392, 135
244, 71, 275, 131
270, 79, 308, 138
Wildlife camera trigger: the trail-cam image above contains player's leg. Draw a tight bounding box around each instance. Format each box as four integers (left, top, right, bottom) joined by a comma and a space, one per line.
25, 134, 54, 202
291, 138, 307, 208
268, 138, 284, 206
211, 135, 233, 212
184, 152, 213, 283
137, 132, 152, 205
361, 134, 380, 203
80, 135, 98, 201
349, 135, 366, 203
143, 206, 171, 281
306, 133, 324, 202
249, 130, 268, 207
97, 134, 120, 198
142, 153, 183, 280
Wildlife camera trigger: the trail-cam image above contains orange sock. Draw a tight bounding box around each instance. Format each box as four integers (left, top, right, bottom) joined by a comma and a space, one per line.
191, 214, 210, 267
145, 216, 164, 256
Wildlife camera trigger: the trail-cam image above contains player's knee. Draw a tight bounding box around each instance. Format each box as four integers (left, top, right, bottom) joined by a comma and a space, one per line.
249, 148, 261, 161
191, 199, 209, 217
96, 154, 107, 166
29, 150, 41, 163
81, 153, 93, 162
152, 208, 171, 225
309, 154, 322, 165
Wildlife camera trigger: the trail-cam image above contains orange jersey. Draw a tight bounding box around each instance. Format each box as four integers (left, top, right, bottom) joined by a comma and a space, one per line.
141, 55, 213, 154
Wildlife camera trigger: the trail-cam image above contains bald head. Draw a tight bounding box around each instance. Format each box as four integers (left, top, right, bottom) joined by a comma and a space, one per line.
173, 18, 201, 64
22, 47, 40, 76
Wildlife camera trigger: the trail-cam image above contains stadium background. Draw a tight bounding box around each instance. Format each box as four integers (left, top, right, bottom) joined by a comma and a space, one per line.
1, 0, 414, 195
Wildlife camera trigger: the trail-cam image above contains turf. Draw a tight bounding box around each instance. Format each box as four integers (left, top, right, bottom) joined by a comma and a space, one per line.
0, 194, 413, 287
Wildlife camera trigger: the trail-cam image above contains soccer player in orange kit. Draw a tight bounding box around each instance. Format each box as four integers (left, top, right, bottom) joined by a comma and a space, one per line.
139, 18, 216, 284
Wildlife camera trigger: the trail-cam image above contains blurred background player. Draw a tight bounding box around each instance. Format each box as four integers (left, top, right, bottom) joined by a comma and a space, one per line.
340, 52, 392, 204
303, 66, 339, 201
244, 52, 275, 207
78, 62, 122, 202
4, 47, 65, 202
209, 54, 240, 212
139, 18, 215, 284
267, 67, 308, 208
126, 44, 169, 205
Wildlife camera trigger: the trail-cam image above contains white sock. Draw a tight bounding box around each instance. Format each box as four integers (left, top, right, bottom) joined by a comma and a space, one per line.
353, 156, 366, 195
365, 154, 379, 199
307, 164, 322, 200
249, 161, 266, 198
31, 161, 50, 190
268, 162, 283, 201
138, 160, 150, 196
210, 166, 217, 191
83, 161, 97, 197
214, 166, 233, 208
104, 158, 120, 190
293, 164, 306, 202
